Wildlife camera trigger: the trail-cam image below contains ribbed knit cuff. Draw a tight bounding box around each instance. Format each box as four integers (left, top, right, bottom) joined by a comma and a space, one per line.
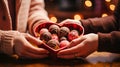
0, 30, 20, 55
98, 32, 111, 52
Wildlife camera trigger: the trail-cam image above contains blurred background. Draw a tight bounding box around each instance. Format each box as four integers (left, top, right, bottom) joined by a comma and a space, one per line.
44, 0, 118, 23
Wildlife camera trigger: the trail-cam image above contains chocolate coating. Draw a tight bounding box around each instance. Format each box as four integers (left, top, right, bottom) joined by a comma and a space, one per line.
60, 37, 67, 41
49, 25, 60, 34
40, 32, 52, 42
47, 39, 60, 49
68, 30, 79, 41
39, 28, 49, 35
59, 27, 70, 37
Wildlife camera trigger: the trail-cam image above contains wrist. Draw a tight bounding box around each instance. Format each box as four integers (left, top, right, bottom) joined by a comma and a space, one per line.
0, 30, 21, 55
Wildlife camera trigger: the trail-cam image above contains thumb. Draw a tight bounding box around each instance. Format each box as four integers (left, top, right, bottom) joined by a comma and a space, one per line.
68, 36, 86, 48
22, 33, 44, 46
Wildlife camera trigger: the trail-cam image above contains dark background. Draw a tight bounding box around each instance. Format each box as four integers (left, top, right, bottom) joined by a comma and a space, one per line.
44, 0, 118, 23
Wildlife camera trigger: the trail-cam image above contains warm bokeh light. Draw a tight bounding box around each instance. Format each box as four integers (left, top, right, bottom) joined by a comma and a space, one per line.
102, 13, 108, 17
109, 4, 115, 11
85, 0, 92, 7
50, 16, 57, 23
74, 14, 82, 20
105, 0, 111, 2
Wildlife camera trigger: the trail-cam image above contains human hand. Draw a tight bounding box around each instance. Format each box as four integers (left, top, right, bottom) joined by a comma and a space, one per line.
57, 33, 98, 59
13, 33, 49, 59
58, 19, 82, 26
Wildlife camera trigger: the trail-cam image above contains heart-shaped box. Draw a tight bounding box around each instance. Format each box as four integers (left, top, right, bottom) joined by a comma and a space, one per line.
33, 21, 84, 58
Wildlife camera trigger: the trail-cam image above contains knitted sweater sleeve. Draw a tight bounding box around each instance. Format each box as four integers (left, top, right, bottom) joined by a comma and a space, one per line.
80, 0, 120, 53
28, 0, 50, 35
80, 15, 120, 53
0, 30, 21, 55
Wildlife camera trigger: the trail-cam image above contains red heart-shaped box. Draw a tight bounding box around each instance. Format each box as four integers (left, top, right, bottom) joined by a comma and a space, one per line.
33, 21, 84, 58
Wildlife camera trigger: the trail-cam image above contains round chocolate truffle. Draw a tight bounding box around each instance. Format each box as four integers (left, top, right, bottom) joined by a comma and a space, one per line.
47, 39, 60, 49
59, 27, 70, 37
39, 28, 49, 35
49, 24, 60, 34
60, 37, 67, 41
60, 40, 70, 48
40, 32, 52, 43
68, 30, 79, 41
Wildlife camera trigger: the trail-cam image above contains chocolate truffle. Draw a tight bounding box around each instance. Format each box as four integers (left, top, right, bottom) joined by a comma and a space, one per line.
49, 24, 60, 34
47, 39, 60, 49
40, 32, 52, 43
60, 40, 70, 48
59, 27, 70, 37
68, 30, 79, 41
39, 28, 49, 35
60, 37, 67, 41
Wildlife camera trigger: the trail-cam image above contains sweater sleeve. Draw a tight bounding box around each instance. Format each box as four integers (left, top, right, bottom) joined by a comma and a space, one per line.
98, 31, 120, 53
81, 16, 120, 53
0, 30, 21, 55
80, 0, 120, 53
81, 16, 117, 34
28, 0, 50, 35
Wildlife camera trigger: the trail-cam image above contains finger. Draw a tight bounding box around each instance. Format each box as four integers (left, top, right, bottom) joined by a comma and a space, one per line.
59, 19, 81, 26
19, 50, 48, 59
58, 46, 80, 56
27, 46, 49, 55
68, 37, 86, 48
23, 38, 49, 55
58, 40, 92, 59
58, 19, 71, 26
22, 33, 44, 46
58, 41, 86, 55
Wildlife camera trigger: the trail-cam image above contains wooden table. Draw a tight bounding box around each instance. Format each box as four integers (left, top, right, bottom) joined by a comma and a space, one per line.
0, 52, 120, 67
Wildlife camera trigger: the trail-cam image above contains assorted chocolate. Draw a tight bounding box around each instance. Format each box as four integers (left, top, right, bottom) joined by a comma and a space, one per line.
39, 24, 80, 50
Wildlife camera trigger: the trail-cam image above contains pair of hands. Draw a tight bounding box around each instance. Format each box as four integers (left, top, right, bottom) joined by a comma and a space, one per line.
57, 19, 99, 59
13, 19, 98, 59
